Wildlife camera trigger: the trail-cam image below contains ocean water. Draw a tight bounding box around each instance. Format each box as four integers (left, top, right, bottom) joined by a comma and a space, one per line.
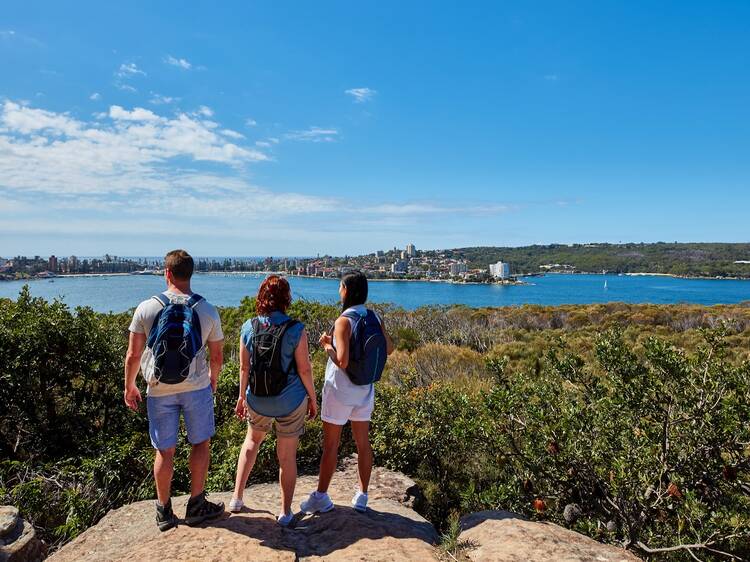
1, 273, 748, 312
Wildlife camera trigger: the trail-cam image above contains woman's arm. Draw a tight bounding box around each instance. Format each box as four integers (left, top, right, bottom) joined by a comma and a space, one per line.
294, 330, 318, 419
235, 339, 250, 418
322, 316, 351, 369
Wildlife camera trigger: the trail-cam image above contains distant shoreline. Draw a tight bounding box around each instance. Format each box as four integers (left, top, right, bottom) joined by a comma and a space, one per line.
2, 270, 749, 283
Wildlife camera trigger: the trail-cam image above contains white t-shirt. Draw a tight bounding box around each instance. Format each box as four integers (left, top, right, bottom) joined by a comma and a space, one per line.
129, 291, 224, 397
324, 304, 375, 406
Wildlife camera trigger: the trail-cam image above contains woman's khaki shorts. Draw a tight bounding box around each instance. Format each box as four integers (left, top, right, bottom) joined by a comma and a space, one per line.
247, 397, 308, 438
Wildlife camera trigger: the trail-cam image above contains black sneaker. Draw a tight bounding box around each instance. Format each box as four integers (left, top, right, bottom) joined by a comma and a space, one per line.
156, 500, 178, 532
185, 491, 225, 526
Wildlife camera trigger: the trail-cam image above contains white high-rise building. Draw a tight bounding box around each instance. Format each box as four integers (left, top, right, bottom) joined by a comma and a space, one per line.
391, 260, 408, 274
406, 243, 417, 257
489, 260, 511, 279
450, 262, 467, 276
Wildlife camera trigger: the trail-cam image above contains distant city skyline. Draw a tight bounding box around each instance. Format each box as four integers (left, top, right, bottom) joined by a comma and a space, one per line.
2, 1, 749, 255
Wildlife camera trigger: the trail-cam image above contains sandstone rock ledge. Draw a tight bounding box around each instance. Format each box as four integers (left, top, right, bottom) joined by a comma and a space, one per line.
48, 458, 438, 562
458, 511, 641, 562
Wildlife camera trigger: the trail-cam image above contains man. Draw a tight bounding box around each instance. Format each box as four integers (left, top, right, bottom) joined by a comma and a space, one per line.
124, 249, 225, 531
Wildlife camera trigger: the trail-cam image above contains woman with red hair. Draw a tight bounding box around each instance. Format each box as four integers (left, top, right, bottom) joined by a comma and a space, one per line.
229, 275, 317, 526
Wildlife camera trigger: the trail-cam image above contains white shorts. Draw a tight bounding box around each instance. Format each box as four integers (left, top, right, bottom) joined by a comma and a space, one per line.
321, 385, 375, 426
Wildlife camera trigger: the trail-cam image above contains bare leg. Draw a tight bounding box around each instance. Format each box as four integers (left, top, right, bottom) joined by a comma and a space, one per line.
276, 436, 299, 515
233, 427, 267, 500
317, 422, 344, 493
350, 421, 372, 493
189, 439, 210, 497
154, 447, 176, 504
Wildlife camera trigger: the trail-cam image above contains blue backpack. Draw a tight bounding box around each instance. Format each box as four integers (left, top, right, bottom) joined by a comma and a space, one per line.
342, 309, 387, 385
146, 293, 204, 385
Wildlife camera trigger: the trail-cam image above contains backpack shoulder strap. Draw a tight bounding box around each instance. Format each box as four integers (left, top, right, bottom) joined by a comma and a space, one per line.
187, 293, 203, 308
152, 294, 170, 307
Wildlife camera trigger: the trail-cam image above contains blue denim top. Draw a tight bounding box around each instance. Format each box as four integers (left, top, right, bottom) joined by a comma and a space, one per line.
241, 311, 307, 417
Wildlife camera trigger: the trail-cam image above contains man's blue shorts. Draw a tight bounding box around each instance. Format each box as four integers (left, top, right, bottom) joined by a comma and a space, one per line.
146, 385, 215, 450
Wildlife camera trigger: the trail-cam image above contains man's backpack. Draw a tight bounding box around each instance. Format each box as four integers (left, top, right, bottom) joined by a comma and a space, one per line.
146, 293, 204, 385
249, 318, 299, 397
342, 309, 387, 385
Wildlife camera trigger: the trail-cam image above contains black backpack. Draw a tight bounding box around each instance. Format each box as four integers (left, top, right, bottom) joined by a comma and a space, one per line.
249, 318, 299, 397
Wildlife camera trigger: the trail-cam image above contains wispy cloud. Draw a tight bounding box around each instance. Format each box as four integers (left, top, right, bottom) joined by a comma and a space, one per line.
345, 87, 377, 103
117, 84, 137, 93
149, 93, 180, 105
195, 105, 213, 118
89, 92, 101, 101
285, 126, 339, 143
0, 29, 44, 47
164, 55, 192, 70
245, 118, 257, 127
0, 100, 268, 198
116, 62, 146, 78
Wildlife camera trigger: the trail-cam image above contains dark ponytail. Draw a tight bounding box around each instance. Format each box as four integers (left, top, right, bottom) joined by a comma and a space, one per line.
341, 270, 368, 311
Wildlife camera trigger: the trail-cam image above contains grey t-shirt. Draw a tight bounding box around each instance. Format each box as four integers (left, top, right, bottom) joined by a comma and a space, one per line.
128, 291, 224, 397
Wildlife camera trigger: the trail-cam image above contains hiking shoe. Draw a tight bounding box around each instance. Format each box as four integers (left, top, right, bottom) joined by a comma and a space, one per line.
351, 490, 368, 513
229, 498, 244, 513
300, 491, 334, 514
185, 491, 225, 526
155, 500, 178, 532
277, 511, 294, 527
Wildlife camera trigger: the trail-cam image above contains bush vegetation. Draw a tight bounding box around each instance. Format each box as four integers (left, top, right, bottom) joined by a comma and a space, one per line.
1, 286, 749, 559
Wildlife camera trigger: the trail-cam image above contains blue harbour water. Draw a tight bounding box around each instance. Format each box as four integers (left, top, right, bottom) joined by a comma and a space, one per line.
0, 273, 748, 313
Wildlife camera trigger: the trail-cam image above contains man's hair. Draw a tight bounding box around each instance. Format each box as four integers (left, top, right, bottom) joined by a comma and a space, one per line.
256, 275, 292, 315
164, 249, 194, 281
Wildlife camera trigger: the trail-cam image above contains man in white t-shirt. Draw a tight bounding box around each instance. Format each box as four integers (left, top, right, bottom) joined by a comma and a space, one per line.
124, 249, 225, 531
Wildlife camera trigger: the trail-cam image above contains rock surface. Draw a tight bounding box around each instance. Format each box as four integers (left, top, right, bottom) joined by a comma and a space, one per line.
458, 510, 641, 562
48, 457, 438, 562
0, 506, 45, 562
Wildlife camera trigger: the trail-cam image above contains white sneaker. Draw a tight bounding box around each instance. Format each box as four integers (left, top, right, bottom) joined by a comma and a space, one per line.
351, 490, 368, 513
229, 498, 244, 513
277, 511, 294, 527
300, 491, 335, 514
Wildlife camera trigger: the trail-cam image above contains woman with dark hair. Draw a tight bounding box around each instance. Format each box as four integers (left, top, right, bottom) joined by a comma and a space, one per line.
230, 275, 317, 526
300, 270, 393, 515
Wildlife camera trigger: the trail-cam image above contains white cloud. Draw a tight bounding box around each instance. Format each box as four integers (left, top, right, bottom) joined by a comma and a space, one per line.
255, 140, 271, 147
0, 100, 269, 200
149, 93, 179, 105
109, 105, 161, 122
117, 62, 146, 78
345, 87, 377, 103
196, 105, 213, 118
89, 92, 101, 101
164, 55, 192, 70
285, 126, 339, 143
117, 84, 138, 93
221, 129, 245, 140
245, 118, 257, 127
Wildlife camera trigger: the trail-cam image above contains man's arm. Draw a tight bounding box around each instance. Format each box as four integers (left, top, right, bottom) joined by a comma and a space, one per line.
208, 339, 224, 392
124, 331, 145, 410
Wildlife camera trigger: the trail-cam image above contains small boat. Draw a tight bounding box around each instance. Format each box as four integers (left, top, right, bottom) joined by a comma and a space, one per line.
604, 280, 608, 290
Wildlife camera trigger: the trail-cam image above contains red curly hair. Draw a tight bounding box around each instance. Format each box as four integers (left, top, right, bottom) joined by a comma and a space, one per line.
256, 275, 292, 315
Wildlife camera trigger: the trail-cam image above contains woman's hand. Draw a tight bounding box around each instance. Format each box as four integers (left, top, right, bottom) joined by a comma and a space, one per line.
307, 397, 318, 420
319, 332, 332, 347
234, 396, 247, 420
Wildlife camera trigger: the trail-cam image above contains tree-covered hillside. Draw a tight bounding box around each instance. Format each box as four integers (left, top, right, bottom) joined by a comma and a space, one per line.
432, 242, 750, 277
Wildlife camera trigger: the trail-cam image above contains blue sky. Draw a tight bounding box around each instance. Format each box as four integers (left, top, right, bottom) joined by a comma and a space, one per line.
1, 1, 749, 256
